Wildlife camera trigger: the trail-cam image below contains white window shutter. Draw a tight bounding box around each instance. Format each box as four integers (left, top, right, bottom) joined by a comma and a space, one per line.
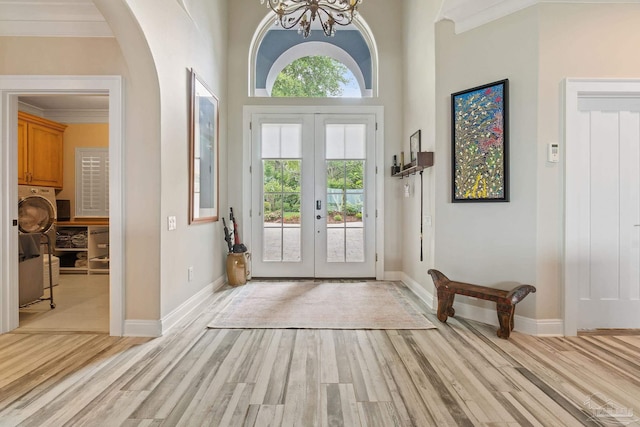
76, 148, 109, 217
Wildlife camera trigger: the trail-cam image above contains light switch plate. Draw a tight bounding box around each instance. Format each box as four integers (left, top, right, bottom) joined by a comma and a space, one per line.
548, 143, 560, 163
168, 216, 177, 231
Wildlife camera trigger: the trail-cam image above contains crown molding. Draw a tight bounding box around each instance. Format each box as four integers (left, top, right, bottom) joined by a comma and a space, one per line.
43, 109, 109, 124
436, 0, 640, 34
18, 101, 109, 124
0, 0, 113, 37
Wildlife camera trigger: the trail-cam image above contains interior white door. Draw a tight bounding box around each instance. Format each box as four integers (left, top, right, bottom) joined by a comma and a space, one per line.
576, 97, 640, 329
250, 113, 376, 278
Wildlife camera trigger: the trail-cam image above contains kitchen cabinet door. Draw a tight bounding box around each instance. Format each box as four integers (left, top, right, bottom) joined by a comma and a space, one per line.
27, 122, 64, 187
18, 112, 66, 188
17, 119, 28, 185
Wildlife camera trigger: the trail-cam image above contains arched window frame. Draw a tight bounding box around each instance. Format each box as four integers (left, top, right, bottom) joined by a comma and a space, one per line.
249, 12, 379, 98
265, 43, 369, 97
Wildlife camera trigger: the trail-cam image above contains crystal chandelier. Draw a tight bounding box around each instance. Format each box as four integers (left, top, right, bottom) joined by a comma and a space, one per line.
260, 0, 362, 38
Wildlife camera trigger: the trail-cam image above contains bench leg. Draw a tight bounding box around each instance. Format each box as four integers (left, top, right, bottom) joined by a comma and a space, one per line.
436, 289, 456, 323
496, 303, 515, 339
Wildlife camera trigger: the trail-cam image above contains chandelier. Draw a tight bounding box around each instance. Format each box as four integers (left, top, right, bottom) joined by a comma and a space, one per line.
260, 0, 362, 38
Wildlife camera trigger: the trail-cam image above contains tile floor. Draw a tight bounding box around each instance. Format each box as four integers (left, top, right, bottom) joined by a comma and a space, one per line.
18, 274, 109, 333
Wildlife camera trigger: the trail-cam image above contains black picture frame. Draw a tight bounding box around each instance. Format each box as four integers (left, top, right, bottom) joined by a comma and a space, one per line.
451, 79, 509, 202
409, 130, 421, 166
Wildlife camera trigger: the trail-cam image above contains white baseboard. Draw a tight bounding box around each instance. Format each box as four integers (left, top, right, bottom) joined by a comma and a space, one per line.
123, 320, 162, 337
124, 275, 226, 338
383, 271, 404, 281
161, 275, 226, 334
399, 272, 436, 311
516, 316, 564, 336
400, 274, 564, 337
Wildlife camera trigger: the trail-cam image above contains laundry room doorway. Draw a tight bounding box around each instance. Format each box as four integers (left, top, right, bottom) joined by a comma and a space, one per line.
0, 75, 124, 336
17, 94, 111, 333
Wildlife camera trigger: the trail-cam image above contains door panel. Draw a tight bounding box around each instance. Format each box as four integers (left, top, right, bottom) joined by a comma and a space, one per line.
251, 116, 314, 277
17, 120, 27, 184
314, 116, 375, 277
577, 104, 640, 329
28, 123, 63, 187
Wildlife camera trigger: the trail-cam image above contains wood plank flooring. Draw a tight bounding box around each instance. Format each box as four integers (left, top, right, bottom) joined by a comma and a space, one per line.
1, 283, 639, 426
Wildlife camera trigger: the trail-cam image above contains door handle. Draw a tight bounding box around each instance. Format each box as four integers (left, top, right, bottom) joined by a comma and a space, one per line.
316, 200, 322, 210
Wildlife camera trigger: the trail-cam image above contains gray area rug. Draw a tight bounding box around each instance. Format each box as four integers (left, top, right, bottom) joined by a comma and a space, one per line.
207, 281, 436, 330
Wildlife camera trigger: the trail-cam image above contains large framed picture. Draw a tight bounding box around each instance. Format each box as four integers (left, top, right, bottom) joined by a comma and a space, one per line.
189, 69, 219, 223
451, 79, 509, 202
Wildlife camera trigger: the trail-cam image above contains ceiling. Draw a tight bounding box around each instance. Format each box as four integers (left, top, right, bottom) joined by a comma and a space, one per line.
20, 95, 109, 111
3, 0, 635, 38
2, 0, 636, 108
18, 95, 109, 124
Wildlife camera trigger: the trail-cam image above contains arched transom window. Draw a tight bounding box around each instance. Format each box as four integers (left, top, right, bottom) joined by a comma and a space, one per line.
251, 16, 377, 98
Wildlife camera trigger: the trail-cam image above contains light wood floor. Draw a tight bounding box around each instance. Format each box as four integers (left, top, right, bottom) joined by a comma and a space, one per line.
1, 283, 639, 426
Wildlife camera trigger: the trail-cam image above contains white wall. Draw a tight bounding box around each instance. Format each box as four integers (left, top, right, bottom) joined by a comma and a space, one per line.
1, 0, 229, 332
433, 2, 640, 324
95, 0, 162, 323
121, 0, 229, 322
536, 3, 640, 320
227, 0, 405, 273
434, 8, 539, 319
0, 31, 163, 323
401, 0, 441, 297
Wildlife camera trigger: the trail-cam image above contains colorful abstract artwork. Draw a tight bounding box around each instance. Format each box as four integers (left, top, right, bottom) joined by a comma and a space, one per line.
451, 79, 509, 202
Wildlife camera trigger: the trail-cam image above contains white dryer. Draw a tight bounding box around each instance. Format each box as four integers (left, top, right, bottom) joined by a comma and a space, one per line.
18, 185, 57, 218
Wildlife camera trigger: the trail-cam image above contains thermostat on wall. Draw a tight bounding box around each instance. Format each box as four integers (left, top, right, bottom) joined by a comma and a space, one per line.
547, 143, 560, 163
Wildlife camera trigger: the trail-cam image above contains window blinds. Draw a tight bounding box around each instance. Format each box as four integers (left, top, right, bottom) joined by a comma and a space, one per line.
75, 148, 109, 217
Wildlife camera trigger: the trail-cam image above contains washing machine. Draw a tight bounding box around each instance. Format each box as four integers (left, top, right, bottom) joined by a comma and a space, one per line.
18, 185, 60, 287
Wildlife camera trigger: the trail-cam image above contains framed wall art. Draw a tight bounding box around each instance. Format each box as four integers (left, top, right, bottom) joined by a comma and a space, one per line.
409, 129, 421, 166
189, 68, 219, 223
451, 79, 509, 202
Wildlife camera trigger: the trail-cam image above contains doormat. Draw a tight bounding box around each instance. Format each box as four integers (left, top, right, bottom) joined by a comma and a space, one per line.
207, 281, 436, 330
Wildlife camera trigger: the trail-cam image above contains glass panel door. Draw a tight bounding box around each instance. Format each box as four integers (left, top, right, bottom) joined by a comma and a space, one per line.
251, 115, 314, 277
251, 113, 375, 278
314, 116, 376, 278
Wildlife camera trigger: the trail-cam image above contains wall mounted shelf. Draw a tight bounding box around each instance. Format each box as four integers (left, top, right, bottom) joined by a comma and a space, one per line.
392, 151, 434, 178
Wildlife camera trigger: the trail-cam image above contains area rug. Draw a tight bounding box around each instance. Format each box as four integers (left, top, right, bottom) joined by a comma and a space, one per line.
207, 281, 436, 330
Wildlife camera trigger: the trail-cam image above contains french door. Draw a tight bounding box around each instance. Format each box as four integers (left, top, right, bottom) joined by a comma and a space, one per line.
250, 113, 376, 278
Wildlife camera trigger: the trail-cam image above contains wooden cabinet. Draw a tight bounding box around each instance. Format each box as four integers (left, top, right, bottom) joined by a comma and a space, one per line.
18, 111, 67, 188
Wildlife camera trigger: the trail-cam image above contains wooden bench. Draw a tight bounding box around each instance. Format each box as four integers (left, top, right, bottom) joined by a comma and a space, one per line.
427, 269, 536, 339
